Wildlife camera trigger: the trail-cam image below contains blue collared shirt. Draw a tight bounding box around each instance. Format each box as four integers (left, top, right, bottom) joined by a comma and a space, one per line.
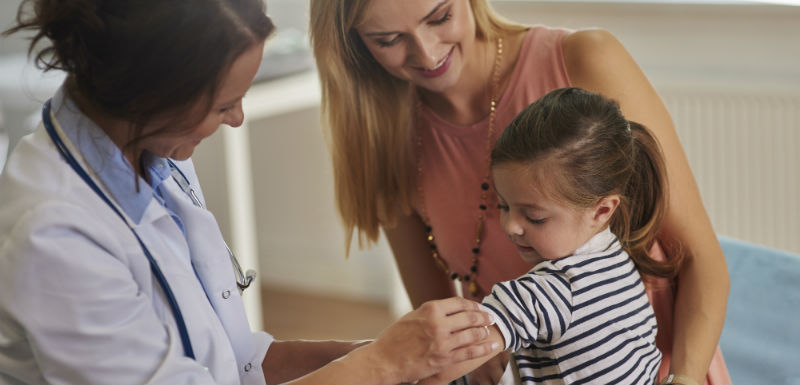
55, 92, 187, 235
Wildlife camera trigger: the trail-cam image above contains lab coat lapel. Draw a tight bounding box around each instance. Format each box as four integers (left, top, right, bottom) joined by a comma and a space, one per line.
134, 195, 247, 384
162, 170, 257, 370
135, 200, 195, 271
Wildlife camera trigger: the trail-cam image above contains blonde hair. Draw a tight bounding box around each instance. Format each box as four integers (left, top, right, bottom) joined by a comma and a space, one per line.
310, 0, 525, 252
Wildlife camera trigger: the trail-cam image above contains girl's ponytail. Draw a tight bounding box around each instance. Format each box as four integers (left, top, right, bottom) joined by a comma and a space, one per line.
613, 121, 683, 278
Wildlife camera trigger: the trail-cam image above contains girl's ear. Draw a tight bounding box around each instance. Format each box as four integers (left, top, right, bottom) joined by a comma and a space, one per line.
591, 194, 620, 226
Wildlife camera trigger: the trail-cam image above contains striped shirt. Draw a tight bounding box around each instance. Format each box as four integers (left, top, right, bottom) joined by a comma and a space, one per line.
481, 228, 661, 384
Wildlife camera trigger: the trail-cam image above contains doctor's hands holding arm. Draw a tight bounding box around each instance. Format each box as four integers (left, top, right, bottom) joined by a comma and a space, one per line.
263, 297, 498, 385
417, 324, 506, 385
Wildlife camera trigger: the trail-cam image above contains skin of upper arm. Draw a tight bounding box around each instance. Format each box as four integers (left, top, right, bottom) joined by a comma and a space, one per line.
417, 325, 505, 385
562, 29, 730, 380
383, 213, 456, 308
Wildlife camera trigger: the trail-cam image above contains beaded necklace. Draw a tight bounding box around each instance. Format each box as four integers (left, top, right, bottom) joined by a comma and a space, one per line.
415, 37, 503, 298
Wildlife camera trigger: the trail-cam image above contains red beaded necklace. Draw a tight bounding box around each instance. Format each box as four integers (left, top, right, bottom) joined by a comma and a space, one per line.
415, 37, 503, 297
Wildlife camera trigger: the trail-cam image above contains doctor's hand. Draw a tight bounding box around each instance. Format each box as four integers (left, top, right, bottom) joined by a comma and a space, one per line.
467, 350, 510, 385
357, 297, 498, 384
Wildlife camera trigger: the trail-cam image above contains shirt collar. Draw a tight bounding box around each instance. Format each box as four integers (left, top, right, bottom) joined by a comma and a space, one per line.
572, 227, 618, 257
50, 86, 173, 224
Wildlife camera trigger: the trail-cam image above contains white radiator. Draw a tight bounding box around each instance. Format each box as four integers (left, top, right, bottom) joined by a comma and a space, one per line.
660, 88, 800, 254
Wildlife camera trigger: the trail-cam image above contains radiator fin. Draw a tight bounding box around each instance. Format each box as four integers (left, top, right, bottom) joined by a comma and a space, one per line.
661, 90, 800, 254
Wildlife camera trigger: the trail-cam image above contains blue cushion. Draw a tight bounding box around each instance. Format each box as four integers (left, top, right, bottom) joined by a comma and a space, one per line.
718, 236, 800, 385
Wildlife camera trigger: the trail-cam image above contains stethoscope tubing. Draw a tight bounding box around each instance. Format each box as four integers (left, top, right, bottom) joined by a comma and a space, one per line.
42, 100, 196, 360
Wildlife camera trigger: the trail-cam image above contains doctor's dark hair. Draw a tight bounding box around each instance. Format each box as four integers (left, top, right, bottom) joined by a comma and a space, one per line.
491, 87, 683, 279
4, 0, 273, 157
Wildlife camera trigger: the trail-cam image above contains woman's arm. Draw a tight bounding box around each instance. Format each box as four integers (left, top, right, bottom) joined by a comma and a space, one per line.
562, 29, 730, 383
384, 212, 457, 308
269, 297, 498, 385
263, 340, 370, 384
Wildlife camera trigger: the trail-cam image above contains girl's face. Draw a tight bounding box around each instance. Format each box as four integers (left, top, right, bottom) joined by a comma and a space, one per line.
356, 0, 477, 93
493, 162, 612, 266
141, 41, 265, 161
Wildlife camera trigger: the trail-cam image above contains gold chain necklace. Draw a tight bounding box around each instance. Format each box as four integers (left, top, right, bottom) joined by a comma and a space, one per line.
415, 37, 503, 298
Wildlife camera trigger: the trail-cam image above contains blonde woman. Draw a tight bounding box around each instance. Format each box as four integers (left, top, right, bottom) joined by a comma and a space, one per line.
311, 0, 732, 384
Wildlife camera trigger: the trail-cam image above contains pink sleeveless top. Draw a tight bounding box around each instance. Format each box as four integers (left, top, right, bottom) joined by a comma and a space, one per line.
413, 26, 731, 384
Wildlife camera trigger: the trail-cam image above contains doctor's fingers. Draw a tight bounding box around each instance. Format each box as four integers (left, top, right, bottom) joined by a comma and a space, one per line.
424, 296, 485, 317
447, 335, 501, 365
415, 298, 493, 331
438, 306, 494, 336
439, 322, 493, 354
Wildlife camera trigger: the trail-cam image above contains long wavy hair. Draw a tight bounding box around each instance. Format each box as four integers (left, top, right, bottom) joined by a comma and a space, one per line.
310, 0, 525, 252
492, 87, 683, 278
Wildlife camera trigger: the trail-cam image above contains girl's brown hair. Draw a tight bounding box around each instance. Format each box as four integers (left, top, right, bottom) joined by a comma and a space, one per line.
492, 87, 682, 278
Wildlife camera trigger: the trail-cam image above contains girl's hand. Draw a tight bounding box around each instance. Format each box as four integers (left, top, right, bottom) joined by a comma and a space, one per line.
359, 297, 497, 384
467, 351, 510, 385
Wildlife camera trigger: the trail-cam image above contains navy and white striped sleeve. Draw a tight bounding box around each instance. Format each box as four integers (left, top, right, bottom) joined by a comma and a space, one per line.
480, 273, 573, 352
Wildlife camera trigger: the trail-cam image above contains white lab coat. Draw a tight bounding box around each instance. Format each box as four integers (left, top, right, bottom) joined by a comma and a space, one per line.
0, 91, 272, 384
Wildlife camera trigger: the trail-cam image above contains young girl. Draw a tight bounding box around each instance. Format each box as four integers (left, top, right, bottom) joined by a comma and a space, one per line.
422, 87, 680, 385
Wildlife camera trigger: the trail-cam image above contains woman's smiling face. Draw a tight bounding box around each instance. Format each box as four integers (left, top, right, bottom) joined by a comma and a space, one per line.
356, 0, 477, 93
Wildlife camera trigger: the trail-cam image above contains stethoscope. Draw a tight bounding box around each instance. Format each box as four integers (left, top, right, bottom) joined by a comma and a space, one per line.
42, 100, 256, 360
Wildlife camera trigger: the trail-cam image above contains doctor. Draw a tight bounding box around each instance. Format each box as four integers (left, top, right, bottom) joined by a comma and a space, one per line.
0, 1, 497, 384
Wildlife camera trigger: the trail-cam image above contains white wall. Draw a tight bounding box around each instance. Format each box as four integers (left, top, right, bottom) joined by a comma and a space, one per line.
0, 2, 28, 56
493, 1, 799, 85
